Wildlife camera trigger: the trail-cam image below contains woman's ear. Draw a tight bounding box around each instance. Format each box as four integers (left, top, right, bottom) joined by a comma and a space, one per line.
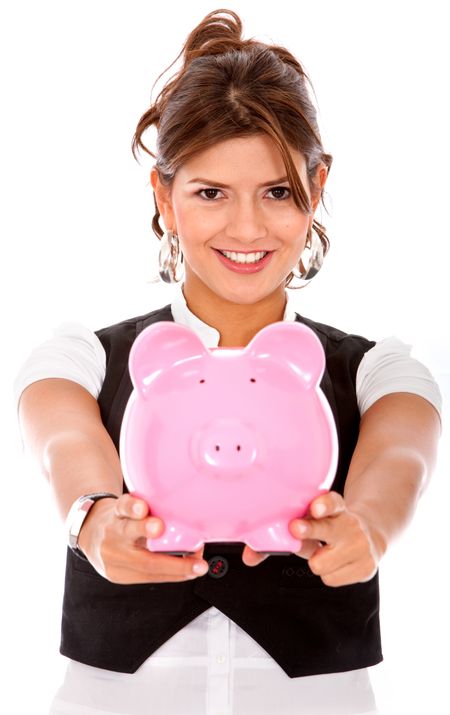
150, 166, 176, 231
310, 163, 328, 214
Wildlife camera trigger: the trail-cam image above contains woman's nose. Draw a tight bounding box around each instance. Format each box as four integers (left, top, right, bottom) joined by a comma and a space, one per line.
225, 199, 267, 241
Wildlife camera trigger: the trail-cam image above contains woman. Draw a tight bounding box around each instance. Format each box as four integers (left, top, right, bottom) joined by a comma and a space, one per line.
15, 8, 442, 715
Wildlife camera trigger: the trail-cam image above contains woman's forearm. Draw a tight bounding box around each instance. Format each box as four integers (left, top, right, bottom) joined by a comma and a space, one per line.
18, 378, 123, 521
343, 447, 428, 557
17, 378, 208, 584
342, 392, 441, 556
43, 430, 123, 520
283, 394, 441, 586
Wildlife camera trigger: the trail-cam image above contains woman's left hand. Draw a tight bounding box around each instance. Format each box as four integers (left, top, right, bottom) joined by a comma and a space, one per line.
242, 491, 386, 587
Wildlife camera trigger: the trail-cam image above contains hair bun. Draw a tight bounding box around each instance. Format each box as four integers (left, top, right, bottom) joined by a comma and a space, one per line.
183, 8, 243, 63
133, 8, 245, 149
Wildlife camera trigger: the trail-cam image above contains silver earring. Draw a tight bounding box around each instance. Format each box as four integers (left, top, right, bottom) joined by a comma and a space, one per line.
288, 226, 325, 288
158, 229, 184, 284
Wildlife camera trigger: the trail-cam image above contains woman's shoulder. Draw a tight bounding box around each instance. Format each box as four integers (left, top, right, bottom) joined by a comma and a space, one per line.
14, 302, 175, 406
295, 312, 427, 367
293, 311, 376, 353
293, 312, 442, 419
95, 303, 173, 342
13, 320, 107, 406
355, 334, 443, 420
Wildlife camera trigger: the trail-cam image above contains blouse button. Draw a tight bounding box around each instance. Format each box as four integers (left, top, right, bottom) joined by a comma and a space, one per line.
207, 555, 229, 578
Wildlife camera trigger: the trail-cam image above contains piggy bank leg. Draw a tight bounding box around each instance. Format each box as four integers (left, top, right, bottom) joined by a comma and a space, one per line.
146, 521, 204, 555
245, 521, 302, 555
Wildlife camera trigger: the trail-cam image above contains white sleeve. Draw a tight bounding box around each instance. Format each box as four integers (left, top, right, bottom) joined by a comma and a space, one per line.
356, 336, 443, 420
13, 322, 107, 409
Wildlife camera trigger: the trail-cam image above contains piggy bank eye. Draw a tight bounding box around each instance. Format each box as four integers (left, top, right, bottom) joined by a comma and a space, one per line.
198, 378, 256, 383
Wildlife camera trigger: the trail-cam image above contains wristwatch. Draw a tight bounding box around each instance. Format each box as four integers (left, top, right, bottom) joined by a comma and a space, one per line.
65, 492, 119, 560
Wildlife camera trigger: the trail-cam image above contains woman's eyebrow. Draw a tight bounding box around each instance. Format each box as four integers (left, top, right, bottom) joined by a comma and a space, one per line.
187, 176, 289, 188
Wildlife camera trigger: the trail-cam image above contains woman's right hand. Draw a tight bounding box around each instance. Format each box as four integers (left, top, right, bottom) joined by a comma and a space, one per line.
77, 494, 210, 584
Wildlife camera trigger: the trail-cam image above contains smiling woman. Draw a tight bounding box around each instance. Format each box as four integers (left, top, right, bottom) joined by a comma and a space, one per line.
131, 10, 332, 288
13, 6, 443, 715
150, 134, 326, 346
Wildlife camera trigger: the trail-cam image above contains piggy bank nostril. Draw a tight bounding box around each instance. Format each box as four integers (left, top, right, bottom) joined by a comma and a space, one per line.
214, 444, 242, 451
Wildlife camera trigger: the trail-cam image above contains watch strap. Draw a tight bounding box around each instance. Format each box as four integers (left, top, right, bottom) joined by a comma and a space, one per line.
66, 492, 119, 561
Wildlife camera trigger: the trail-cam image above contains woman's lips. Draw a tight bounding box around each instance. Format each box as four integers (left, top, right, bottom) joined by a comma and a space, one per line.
212, 248, 274, 274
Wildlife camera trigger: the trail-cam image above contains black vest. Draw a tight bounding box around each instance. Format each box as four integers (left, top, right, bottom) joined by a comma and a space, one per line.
60, 304, 382, 678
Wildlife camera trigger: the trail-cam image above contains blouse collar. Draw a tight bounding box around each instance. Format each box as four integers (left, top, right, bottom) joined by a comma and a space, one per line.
170, 282, 298, 348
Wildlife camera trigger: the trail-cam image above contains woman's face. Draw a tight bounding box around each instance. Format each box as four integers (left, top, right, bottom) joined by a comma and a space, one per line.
151, 133, 325, 307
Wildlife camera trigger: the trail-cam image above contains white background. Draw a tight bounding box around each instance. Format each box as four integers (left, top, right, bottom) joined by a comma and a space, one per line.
1, 1, 449, 713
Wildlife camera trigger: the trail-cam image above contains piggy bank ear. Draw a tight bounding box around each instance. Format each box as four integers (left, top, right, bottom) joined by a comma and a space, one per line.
246, 321, 325, 388
129, 322, 209, 398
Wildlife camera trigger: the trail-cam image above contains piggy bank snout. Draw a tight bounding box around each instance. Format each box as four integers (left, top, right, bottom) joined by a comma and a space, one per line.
191, 418, 259, 476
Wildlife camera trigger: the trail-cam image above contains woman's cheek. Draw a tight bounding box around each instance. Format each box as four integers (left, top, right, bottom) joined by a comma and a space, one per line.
176, 201, 222, 237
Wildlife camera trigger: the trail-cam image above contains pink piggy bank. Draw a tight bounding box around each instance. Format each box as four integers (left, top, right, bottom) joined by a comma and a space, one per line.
119, 320, 338, 555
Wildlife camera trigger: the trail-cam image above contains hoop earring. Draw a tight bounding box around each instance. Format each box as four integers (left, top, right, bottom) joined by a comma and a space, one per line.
288, 226, 325, 288
158, 229, 184, 284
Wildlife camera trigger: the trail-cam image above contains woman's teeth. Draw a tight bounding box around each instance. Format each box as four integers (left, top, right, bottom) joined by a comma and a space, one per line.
219, 250, 268, 264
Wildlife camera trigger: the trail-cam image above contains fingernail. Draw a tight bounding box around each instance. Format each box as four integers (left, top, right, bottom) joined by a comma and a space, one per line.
297, 523, 309, 535
133, 503, 145, 516
146, 520, 160, 535
192, 562, 209, 576
314, 504, 326, 517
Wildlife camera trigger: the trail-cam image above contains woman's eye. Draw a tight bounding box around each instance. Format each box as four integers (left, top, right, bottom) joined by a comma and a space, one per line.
197, 188, 223, 200
268, 186, 291, 200
196, 186, 291, 201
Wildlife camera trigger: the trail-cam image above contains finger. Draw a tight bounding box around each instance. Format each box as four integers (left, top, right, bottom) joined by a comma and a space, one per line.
290, 517, 333, 545
308, 525, 374, 577
242, 545, 269, 567
188, 545, 205, 560
308, 491, 346, 519
117, 514, 165, 544
129, 546, 210, 582
308, 542, 354, 575
104, 533, 208, 583
290, 493, 346, 544
311, 556, 378, 588
293, 539, 325, 560
115, 494, 150, 520
106, 554, 209, 584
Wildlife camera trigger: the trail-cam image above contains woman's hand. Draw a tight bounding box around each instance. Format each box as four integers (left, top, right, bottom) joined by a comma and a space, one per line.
77, 494, 210, 584
242, 491, 386, 587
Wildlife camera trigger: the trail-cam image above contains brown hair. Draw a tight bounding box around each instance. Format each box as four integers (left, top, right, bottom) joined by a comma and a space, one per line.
131, 8, 333, 289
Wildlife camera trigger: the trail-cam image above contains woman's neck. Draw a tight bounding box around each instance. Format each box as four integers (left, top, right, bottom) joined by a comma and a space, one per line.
180, 280, 288, 348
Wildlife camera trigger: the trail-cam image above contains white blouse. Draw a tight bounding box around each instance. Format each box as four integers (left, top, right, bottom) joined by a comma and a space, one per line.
14, 283, 442, 715
13, 284, 443, 420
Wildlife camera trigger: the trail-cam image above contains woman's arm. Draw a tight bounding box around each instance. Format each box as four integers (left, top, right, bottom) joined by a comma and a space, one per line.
18, 377, 124, 520
18, 378, 210, 582
286, 392, 441, 586
341, 392, 441, 553
243, 392, 441, 582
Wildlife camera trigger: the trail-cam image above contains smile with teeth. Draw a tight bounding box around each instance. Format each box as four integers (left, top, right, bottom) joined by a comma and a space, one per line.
218, 250, 269, 264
